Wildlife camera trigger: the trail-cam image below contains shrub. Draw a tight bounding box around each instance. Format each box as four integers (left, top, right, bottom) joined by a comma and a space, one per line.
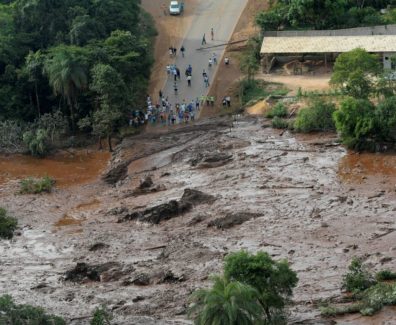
0, 208, 17, 239
19, 176, 55, 194
266, 102, 288, 118
272, 117, 289, 129
320, 303, 361, 317
0, 295, 65, 324
376, 270, 396, 281
342, 257, 376, 293
294, 99, 336, 133
22, 128, 50, 157
91, 307, 112, 325
224, 250, 298, 323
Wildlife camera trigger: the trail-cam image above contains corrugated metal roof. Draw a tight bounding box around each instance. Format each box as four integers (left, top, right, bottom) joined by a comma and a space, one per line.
260, 35, 396, 54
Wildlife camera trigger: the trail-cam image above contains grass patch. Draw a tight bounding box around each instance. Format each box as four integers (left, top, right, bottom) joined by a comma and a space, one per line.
265, 102, 288, 118
376, 270, 396, 281
0, 208, 17, 239
240, 79, 289, 105
272, 117, 290, 129
0, 295, 65, 324
19, 176, 55, 194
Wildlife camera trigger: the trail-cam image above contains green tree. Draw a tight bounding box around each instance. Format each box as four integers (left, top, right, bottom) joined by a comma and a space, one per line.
224, 251, 298, 323
44, 45, 87, 131
333, 97, 376, 150
188, 275, 265, 325
83, 63, 127, 151
24, 50, 45, 117
330, 48, 381, 98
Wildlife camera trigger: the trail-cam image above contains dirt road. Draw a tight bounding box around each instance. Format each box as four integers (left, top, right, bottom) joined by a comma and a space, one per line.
159, 0, 248, 108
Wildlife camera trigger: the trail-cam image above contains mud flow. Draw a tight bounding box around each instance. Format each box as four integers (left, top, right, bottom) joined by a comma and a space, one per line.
1, 116, 395, 324
0, 150, 110, 188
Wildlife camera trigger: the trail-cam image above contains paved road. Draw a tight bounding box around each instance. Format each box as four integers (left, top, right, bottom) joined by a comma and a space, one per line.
160, 0, 248, 110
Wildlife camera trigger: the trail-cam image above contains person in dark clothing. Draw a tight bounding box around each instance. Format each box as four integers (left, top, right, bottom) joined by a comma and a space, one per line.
180, 45, 185, 57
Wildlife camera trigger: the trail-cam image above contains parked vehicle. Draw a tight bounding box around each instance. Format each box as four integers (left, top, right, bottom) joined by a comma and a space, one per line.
169, 1, 184, 15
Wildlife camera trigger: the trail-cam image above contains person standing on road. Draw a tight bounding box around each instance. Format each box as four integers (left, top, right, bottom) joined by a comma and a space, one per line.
174, 82, 178, 95
211, 28, 214, 41
180, 45, 185, 57
202, 34, 207, 45
204, 76, 210, 88
212, 53, 217, 64
208, 57, 213, 68
187, 74, 192, 87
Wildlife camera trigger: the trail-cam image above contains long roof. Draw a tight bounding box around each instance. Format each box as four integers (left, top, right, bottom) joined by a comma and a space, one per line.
260, 35, 396, 54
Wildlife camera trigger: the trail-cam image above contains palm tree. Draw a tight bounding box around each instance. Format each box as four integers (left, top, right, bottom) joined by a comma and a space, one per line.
188, 276, 264, 325
45, 47, 87, 131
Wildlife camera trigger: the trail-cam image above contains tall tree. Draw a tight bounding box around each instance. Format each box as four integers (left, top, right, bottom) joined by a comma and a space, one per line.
44, 46, 87, 131
24, 50, 44, 116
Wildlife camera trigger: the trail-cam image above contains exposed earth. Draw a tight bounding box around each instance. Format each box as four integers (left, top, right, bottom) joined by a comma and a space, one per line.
1, 1, 396, 325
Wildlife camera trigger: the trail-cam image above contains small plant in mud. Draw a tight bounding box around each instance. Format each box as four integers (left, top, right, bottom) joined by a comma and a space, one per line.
271, 117, 290, 129
19, 176, 55, 194
265, 102, 288, 118
91, 306, 112, 325
0, 295, 65, 324
188, 251, 298, 325
342, 257, 376, 293
376, 269, 396, 281
0, 208, 17, 239
320, 257, 396, 317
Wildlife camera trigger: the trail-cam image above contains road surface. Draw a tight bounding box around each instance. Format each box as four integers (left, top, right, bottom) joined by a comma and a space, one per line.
160, 0, 248, 110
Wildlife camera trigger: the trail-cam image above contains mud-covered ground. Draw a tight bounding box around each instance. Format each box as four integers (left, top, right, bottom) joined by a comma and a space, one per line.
1, 116, 396, 324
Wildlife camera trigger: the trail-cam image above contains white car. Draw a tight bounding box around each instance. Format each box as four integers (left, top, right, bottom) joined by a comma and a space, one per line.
169, 1, 184, 15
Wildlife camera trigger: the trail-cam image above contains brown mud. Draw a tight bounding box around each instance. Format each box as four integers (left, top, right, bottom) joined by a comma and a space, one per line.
1, 115, 396, 324
0, 150, 110, 188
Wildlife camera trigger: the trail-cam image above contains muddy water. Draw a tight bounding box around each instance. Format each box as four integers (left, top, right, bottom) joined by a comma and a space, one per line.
338, 152, 396, 185
0, 150, 110, 188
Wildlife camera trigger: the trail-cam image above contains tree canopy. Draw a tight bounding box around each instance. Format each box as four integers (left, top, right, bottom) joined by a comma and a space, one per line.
256, 0, 396, 31
0, 0, 155, 151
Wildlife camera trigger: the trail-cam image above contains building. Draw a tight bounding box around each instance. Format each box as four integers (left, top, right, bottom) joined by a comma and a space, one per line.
260, 25, 396, 73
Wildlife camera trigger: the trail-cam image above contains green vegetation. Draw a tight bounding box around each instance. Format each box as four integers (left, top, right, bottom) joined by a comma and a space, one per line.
320, 258, 396, 317
272, 117, 290, 129
266, 102, 288, 118
0, 295, 65, 324
224, 251, 298, 323
294, 99, 336, 133
240, 79, 289, 105
342, 257, 376, 293
91, 307, 112, 325
0, 0, 155, 155
376, 270, 396, 281
330, 48, 381, 99
188, 275, 264, 325
189, 250, 298, 325
19, 176, 55, 194
256, 0, 396, 31
0, 208, 17, 239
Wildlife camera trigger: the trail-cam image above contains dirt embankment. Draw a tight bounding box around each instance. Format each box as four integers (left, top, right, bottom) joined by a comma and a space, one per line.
1, 114, 396, 324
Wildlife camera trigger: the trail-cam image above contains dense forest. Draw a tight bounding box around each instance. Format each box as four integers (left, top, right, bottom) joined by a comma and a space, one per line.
0, 0, 155, 154
257, 0, 396, 30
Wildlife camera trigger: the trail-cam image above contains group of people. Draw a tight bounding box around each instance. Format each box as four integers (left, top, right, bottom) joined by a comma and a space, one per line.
141, 26, 233, 128
144, 94, 201, 125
